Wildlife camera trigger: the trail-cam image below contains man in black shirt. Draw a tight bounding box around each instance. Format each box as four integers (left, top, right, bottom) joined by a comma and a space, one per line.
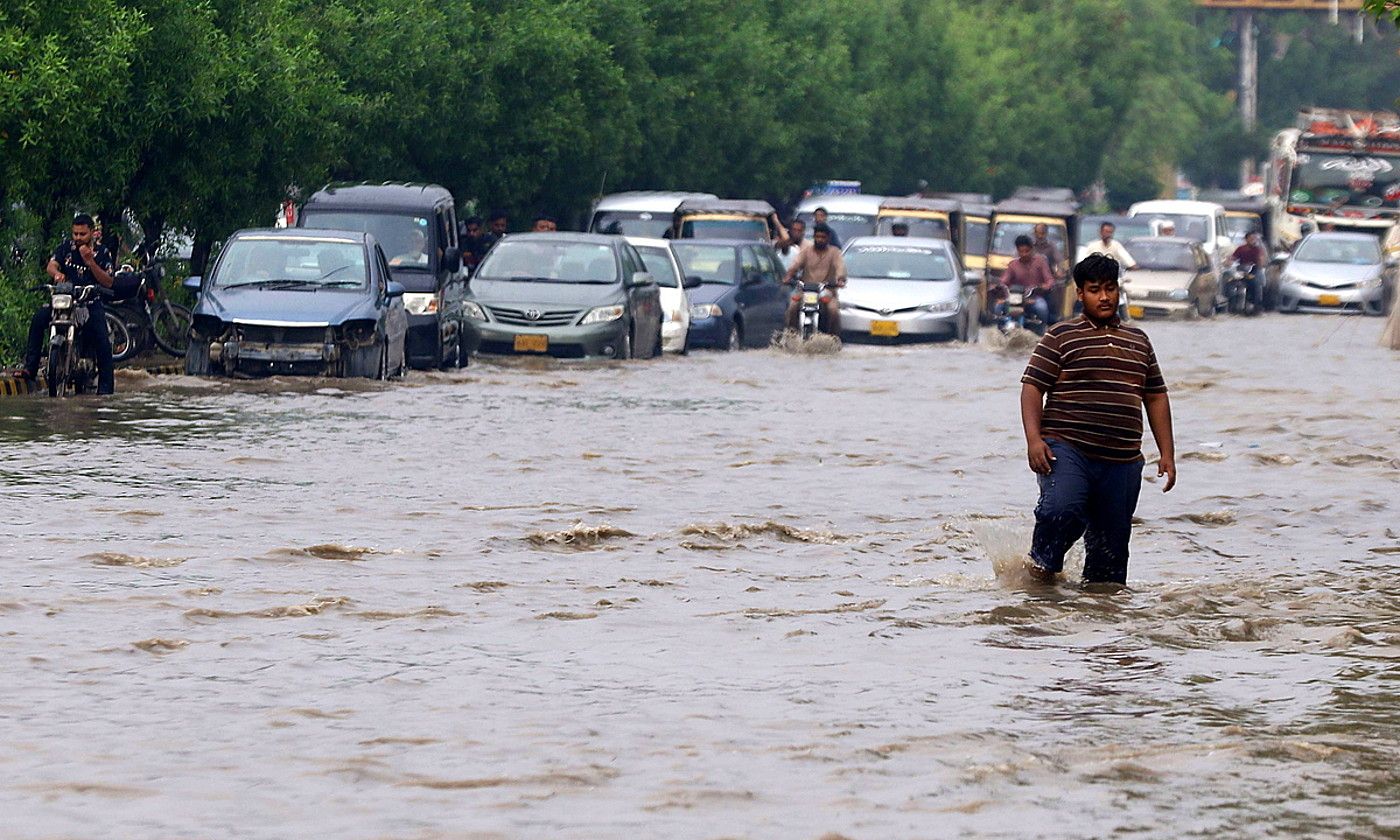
23, 214, 117, 394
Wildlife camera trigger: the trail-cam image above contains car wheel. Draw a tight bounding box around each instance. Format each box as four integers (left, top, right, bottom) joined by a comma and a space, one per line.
724, 320, 742, 352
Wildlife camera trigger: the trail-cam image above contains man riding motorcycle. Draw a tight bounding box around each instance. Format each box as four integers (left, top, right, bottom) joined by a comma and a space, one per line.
782, 222, 845, 335
994, 235, 1054, 330
1230, 231, 1266, 315
23, 214, 117, 394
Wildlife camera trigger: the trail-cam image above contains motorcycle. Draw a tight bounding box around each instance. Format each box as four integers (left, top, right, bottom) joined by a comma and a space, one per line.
109, 263, 192, 361
1222, 260, 1253, 315
38, 282, 106, 397
793, 281, 834, 340
994, 283, 1047, 335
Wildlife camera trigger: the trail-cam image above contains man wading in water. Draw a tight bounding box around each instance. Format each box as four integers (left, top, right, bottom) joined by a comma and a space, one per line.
1019, 254, 1176, 585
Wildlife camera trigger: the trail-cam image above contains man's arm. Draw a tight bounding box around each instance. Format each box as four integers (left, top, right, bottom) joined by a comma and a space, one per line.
1114, 240, 1138, 270
1036, 256, 1056, 290
1021, 383, 1055, 474
1144, 391, 1176, 492
46, 258, 64, 282
81, 246, 115, 288
783, 249, 805, 284
832, 251, 847, 288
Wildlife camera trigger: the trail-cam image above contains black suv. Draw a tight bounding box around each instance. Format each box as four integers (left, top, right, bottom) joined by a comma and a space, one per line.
300, 183, 467, 368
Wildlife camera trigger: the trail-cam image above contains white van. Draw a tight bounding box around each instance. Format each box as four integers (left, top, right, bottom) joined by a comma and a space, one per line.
1127, 199, 1232, 271
589, 191, 717, 238
793, 194, 884, 247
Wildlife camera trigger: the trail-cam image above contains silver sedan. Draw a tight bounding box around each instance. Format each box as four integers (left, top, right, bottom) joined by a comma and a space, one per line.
837, 236, 971, 341
1277, 232, 1395, 316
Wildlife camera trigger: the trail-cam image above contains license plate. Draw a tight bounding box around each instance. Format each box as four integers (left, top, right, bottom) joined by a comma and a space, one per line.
513, 334, 549, 353
1008, 293, 1024, 305
802, 291, 820, 304
1127, 305, 1145, 319
1317, 293, 1341, 306
870, 320, 899, 337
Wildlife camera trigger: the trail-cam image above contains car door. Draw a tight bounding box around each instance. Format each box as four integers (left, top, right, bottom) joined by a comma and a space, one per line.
621, 245, 660, 353
756, 247, 788, 341
735, 246, 766, 347
376, 245, 408, 370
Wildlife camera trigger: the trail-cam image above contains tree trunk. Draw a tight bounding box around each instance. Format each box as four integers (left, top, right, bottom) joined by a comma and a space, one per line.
190, 232, 213, 277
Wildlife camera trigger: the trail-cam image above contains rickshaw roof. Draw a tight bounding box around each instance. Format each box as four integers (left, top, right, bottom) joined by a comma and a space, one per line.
1011, 186, 1078, 205
993, 198, 1078, 220
879, 197, 963, 214
676, 198, 775, 217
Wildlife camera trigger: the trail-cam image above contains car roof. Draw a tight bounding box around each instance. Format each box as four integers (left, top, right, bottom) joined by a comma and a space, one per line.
846, 235, 954, 251
499, 231, 621, 246
794, 194, 885, 215
676, 198, 776, 216
1299, 232, 1383, 244
594, 191, 717, 213
670, 238, 774, 250
233, 227, 370, 244
1128, 199, 1226, 215
303, 182, 454, 213
622, 236, 674, 248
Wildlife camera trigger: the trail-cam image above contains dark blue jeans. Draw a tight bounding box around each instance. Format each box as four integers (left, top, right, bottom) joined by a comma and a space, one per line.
1029, 439, 1144, 584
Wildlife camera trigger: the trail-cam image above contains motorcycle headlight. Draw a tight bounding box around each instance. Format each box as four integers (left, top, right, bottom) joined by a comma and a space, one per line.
1169, 288, 1189, 301
581, 304, 625, 325
922, 301, 957, 313
690, 303, 723, 319
461, 301, 487, 321
50, 293, 73, 309
402, 293, 439, 316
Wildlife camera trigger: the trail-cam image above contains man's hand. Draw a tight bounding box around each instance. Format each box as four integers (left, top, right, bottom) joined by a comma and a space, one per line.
1027, 438, 1056, 474
78, 243, 97, 264
1157, 455, 1176, 493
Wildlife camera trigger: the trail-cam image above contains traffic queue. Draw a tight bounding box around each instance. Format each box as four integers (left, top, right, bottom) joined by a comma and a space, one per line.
158, 179, 1397, 380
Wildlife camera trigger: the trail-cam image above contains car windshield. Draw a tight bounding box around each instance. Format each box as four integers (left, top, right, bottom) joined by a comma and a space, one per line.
475, 241, 619, 283
1131, 213, 1209, 243
964, 220, 989, 256
214, 238, 367, 289
299, 210, 434, 271
671, 243, 736, 285
1080, 220, 1153, 242
1224, 215, 1260, 241
990, 221, 1066, 256
636, 246, 680, 288
1125, 240, 1196, 271
845, 246, 954, 281
592, 211, 673, 238
875, 216, 949, 239
680, 218, 768, 241
1294, 237, 1381, 265
797, 212, 876, 245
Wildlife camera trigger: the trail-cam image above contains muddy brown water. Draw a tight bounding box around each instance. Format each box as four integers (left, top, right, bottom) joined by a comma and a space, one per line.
2, 316, 1397, 838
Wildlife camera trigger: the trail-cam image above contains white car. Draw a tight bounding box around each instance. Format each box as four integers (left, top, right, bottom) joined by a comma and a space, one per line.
1277, 232, 1394, 315
1120, 237, 1219, 319
1128, 199, 1232, 272
838, 236, 970, 341
626, 236, 699, 353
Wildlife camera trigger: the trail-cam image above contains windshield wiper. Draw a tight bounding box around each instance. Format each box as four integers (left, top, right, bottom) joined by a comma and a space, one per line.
320, 280, 363, 287
223, 278, 322, 290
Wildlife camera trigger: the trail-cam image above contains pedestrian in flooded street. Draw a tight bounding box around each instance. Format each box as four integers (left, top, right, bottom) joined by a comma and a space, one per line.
1019, 254, 1177, 585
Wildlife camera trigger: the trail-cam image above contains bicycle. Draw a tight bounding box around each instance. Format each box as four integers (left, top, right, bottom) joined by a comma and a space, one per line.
109, 263, 192, 361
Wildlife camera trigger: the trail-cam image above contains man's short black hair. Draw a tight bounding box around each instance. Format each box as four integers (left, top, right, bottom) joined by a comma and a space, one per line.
465, 215, 483, 226
815, 206, 828, 214
1100, 221, 1115, 230
72, 213, 95, 228
488, 210, 508, 222
1073, 253, 1120, 287
788, 218, 805, 227
812, 222, 833, 236
534, 213, 555, 225
1014, 234, 1033, 248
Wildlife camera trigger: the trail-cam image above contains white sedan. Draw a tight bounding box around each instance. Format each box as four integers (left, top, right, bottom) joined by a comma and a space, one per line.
837, 236, 970, 341
627, 236, 699, 353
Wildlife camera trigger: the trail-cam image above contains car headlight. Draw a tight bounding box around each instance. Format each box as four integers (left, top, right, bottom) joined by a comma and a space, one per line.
461, 301, 487, 321
402, 292, 439, 316
581, 304, 625, 325
690, 303, 723, 319
1169, 288, 1189, 301
922, 301, 957, 313
1360, 275, 1381, 288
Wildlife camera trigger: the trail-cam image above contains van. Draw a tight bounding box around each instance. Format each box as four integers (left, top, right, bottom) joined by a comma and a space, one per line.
793, 194, 883, 246
300, 183, 466, 368
1127, 199, 1232, 272
589, 191, 718, 238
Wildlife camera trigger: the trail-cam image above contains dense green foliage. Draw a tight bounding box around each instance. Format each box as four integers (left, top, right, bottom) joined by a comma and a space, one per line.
2, 0, 1397, 363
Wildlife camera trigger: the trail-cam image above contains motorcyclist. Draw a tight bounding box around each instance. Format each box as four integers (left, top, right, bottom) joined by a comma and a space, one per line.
22, 213, 117, 394
1230, 231, 1266, 314
996, 234, 1054, 329
782, 222, 845, 334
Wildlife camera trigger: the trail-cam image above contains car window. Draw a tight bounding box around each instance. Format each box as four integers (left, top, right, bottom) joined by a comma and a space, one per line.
375, 246, 392, 293
636, 246, 680, 288
759, 250, 782, 284
739, 246, 760, 282
623, 245, 644, 278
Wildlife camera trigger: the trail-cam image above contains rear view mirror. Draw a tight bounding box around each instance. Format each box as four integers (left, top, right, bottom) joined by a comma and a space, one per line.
742, 270, 764, 286
386, 281, 406, 298
627, 271, 655, 287
183, 275, 202, 291
962, 269, 983, 286
682, 274, 703, 290
442, 246, 462, 273
1385, 254, 1399, 268
1272, 251, 1290, 264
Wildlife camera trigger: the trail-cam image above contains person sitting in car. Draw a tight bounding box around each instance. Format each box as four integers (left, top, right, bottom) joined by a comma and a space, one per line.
390, 229, 429, 267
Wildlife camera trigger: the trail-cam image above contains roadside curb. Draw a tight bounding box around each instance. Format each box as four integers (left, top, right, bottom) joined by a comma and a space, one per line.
1, 363, 182, 397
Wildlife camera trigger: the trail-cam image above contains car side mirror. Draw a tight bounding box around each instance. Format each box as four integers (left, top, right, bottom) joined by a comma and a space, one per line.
442, 246, 462, 273
683, 274, 703, 290
183, 275, 202, 291
385, 280, 406, 299
1217, 236, 1232, 250
962, 269, 983, 286
1271, 251, 1290, 265
1385, 254, 1399, 268
627, 271, 655, 287
742, 270, 764, 286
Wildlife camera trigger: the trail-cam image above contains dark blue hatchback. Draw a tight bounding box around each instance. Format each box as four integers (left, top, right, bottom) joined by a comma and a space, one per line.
670, 240, 788, 350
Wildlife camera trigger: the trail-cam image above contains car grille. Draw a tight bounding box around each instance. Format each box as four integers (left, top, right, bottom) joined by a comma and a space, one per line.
486, 306, 582, 327
848, 303, 922, 316
236, 324, 329, 344
1304, 281, 1357, 291
1141, 290, 1180, 302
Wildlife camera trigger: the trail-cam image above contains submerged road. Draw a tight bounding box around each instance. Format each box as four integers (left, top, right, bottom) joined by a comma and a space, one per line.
2, 315, 1397, 837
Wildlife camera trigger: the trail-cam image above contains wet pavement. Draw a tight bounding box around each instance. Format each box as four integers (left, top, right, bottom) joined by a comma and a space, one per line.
2, 314, 1397, 838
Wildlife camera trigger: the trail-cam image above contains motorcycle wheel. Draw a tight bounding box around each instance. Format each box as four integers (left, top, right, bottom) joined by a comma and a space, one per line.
152, 301, 192, 357
107, 311, 135, 362
46, 347, 62, 397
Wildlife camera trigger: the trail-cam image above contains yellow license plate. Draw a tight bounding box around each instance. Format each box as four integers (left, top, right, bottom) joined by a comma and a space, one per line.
514, 334, 549, 353
1128, 305, 1145, 319
1317, 293, 1341, 306
870, 320, 899, 337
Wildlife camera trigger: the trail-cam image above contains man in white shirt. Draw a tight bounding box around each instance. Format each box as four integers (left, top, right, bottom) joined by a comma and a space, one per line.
1087, 221, 1137, 271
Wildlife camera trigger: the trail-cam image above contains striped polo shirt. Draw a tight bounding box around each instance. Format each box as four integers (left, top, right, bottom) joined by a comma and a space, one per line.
1021, 317, 1167, 462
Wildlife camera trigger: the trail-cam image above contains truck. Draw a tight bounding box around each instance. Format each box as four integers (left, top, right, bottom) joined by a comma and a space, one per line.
1267, 108, 1400, 255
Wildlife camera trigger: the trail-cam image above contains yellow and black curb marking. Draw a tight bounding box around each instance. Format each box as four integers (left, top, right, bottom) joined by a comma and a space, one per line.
1, 364, 182, 397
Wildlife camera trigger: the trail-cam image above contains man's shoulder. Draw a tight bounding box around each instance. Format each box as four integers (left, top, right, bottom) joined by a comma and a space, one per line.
1117, 323, 1156, 347
1045, 320, 1084, 339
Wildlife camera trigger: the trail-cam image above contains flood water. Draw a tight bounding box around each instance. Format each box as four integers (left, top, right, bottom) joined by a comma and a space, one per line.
2, 315, 1397, 838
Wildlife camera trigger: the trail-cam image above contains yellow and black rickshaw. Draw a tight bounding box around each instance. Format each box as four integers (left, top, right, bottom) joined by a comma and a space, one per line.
875, 197, 965, 251
673, 198, 780, 242
988, 193, 1078, 319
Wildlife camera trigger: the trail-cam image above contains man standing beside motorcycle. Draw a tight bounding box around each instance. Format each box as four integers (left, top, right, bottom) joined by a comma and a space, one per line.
1230, 231, 1266, 315
23, 214, 117, 395
782, 223, 846, 334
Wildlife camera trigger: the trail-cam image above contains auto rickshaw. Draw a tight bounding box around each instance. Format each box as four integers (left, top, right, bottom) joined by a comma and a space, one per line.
987, 195, 1079, 321
875, 197, 965, 251
673, 198, 781, 242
